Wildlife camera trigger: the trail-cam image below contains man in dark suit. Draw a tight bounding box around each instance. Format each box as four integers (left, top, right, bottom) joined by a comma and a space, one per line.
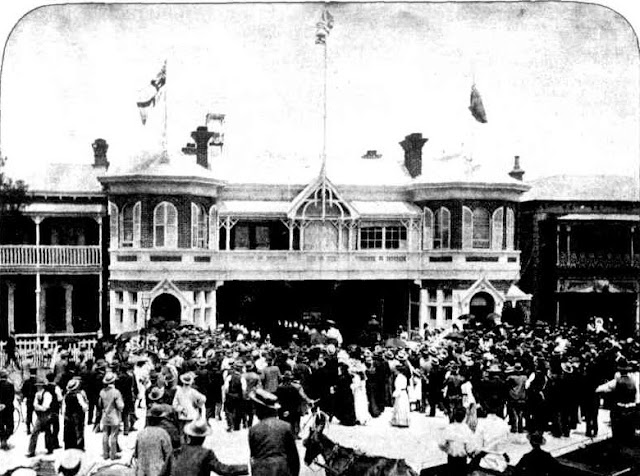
249, 389, 300, 476
0, 370, 15, 450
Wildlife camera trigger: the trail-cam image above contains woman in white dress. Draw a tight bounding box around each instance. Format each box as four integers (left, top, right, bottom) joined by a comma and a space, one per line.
391, 363, 411, 427
351, 362, 372, 425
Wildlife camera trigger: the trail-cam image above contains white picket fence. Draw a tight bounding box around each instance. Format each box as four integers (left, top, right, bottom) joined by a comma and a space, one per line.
0, 333, 97, 369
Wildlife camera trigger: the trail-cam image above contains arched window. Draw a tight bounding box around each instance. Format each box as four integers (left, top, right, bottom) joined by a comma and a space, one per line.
423, 208, 434, 250
462, 206, 473, 248
154, 202, 178, 248
434, 207, 451, 249
491, 207, 504, 250
120, 202, 140, 248
472, 208, 490, 249
191, 203, 207, 249
108, 202, 118, 250
506, 208, 515, 250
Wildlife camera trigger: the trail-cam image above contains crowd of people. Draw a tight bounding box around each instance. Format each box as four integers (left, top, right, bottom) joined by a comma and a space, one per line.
0, 315, 638, 475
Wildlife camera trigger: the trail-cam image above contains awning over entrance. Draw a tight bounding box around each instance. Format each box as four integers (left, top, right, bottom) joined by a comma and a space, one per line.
351, 201, 422, 218
218, 200, 291, 217
557, 214, 640, 222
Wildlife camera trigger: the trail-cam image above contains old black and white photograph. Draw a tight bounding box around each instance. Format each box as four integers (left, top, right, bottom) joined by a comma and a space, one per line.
0, 0, 639, 475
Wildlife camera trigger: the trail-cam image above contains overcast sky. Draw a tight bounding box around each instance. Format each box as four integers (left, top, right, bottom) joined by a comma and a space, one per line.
0, 1, 639, 182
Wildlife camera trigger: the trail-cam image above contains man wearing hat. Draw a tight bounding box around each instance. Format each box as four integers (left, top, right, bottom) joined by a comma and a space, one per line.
98, 372, 124, 460
223, 361, 246, 432
148, 388, 181, 450
159, 420, 248, 476
249, 389, 299, 476
133, 405, 173, 476
275, 371, 305, 438
20, 367, 38, 435
597, 359, 638, 444
173, 372, 207, 437
513, 432, 561, 476
0, 369, 15, 450
63, 378, 88, 450
26, 377, 55, 457
505, 362, 527, 433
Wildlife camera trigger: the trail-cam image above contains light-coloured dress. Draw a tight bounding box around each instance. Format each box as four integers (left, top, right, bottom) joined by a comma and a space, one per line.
352, 373, 372, 425
390, 373, 410, 427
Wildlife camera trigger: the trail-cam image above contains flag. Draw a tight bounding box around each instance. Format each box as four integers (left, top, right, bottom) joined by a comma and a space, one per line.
136, 62, 166, 125
315, 9, 334, 44
469, 84, 487, 123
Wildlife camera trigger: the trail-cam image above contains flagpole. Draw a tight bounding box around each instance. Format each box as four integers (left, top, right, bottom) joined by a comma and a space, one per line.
162, 59, 168, 162
321, 35, 327, 178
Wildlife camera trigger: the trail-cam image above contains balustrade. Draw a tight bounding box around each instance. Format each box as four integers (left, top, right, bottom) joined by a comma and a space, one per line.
0, 245, 101, 267
558, 252, 640, 269
0, 333, 97, 368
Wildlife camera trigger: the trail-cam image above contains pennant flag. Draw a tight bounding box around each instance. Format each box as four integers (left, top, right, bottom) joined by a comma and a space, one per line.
315, 9, 334, 44
136, 62, 167, 125
469, 84, 488, 123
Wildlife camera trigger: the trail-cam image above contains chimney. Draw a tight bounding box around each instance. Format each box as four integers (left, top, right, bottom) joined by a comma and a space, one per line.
399, 133, 428, 178
509, 155, 525, 181
91, 139, 109, 169
190, 126, 215, 169
362, 150, 382, 159
205, 113, 225, 162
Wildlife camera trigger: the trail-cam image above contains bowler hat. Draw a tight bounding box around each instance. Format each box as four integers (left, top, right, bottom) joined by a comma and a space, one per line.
183, 420, 212, 437
250, 389, 281, 410
58, 449, 83, 474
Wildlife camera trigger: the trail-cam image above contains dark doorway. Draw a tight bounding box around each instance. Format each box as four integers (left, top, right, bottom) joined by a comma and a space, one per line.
150, 293, 182, 327
46, 286, 67, 333
470, 292, 495, 322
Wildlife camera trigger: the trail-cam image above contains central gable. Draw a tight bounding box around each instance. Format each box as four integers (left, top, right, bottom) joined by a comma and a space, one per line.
288, 174, 359, 221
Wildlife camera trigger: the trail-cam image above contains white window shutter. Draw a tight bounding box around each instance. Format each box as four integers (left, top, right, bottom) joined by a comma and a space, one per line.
133, 202, 141, 248
506, 208, 515, 250
108, 202, 118, 249
209, 206, 217, 250
191, 202, 198, 248
462, 207, 473, 249
167, 203, 178, 248
423, 208, 433, 250
492, 207, 504, 250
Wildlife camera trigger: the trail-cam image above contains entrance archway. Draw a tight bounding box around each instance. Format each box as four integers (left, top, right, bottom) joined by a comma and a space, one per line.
470, 292, 495, 322
150, 293, 182, 327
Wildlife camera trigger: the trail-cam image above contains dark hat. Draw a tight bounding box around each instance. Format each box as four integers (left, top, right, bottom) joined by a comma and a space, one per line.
0, 370, 8, 380
196, 358, 208, 367
102, 372, 117, 385
148, 386, 165, 402
250, 389, 281, 410
66, 379, 81, 392
146, 405, 166, 420
528, 431, 546, 446
282, 370, 295, 381
183, 420, 212, 437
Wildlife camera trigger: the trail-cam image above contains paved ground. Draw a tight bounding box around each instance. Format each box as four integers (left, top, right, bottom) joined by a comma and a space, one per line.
0, 402, 612, 475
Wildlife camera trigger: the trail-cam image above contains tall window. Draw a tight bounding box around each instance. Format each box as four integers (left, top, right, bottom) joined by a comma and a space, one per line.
462, 207, 473, 248
191, 203, 207, 249
120, 202, 140, 248
154, 202, 178, 248
109, 202, 119, 249
506, 208, 515, 250
385, 226, 406, 249
472, 208, 490, 249
491, 207, 504, 250
434, 207, 451, 249
423, 208, 434, 250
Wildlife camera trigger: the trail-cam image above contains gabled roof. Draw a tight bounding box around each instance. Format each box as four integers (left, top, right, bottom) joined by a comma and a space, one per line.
288, 173, 360, 220
522, 175, 639, 202
106, 150, 221, 180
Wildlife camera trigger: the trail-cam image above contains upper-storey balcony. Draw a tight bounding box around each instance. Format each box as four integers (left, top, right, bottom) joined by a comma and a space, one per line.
0, 245, 102, 273
558, 252, 640, 270
108, 248, 521, 282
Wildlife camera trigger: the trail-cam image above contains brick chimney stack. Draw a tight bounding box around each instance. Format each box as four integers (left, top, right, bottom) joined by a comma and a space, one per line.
509, 155, 525, 181
190, 126, 215, 169
92, 139, 109, 169
399, 133, 428, 178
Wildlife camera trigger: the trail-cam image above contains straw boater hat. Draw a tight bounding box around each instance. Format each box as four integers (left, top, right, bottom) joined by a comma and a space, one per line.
196, 357, 208, 367
183, 420, 213, 438
148, 386, 165, 402
179, 372, 195, 385
58, 448, 84, 476
395, 350, 408, 361
250, 389, 281, 410
66, 379, 81, 392
561, 362, 574, 374
102, 372, 117, 385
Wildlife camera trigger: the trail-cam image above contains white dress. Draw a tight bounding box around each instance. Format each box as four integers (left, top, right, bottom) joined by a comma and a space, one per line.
390, 373, 410, 427
352, 373, 372, 425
